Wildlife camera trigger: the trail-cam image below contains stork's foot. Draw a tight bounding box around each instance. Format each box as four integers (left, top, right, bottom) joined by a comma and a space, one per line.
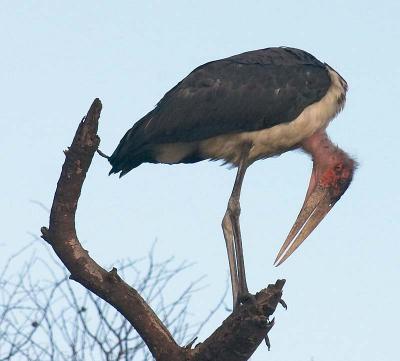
236, 291, 256, 308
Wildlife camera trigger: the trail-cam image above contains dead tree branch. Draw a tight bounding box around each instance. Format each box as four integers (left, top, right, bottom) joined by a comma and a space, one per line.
40, 99, 285, 361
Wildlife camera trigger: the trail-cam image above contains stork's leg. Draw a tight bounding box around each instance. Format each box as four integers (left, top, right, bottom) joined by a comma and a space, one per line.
222, 147, 252, 308
229, 160, 250, 303
222, 213, 239, 307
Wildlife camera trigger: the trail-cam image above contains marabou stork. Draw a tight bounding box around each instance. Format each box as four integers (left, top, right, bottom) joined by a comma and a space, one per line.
109, 47, 355, 308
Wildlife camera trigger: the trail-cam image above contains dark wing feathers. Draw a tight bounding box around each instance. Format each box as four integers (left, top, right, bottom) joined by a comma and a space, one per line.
109, 47, 331, 174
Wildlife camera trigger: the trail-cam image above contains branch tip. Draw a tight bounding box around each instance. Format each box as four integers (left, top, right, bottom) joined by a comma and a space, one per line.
40, 226, 50, 243
265, 317, 275, 332
107, 267, 122, 283
185, 337, 198, 349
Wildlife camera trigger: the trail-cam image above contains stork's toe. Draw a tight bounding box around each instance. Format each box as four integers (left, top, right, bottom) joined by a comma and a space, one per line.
236, 291, 256, 308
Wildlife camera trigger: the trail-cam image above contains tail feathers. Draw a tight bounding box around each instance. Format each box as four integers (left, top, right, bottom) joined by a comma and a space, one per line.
108, 156, 144, 177
109, 113, 155, 176
108, 142, 152, 177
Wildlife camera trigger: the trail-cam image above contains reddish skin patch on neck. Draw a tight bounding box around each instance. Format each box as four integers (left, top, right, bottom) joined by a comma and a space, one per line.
302, 130, 355, 204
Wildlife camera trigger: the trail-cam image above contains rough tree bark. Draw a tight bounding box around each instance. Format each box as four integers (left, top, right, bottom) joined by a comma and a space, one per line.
41, 99, 285, 361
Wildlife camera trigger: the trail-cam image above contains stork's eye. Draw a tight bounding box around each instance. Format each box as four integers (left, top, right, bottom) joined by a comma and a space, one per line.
334, 163, 344, 173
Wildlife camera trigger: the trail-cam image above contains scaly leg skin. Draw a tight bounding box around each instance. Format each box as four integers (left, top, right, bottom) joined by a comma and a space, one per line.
227, 195, 255, 307
222, 212, 239, 308
222, 145, 255, 309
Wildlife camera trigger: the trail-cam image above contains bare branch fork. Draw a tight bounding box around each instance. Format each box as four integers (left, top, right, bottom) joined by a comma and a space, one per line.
41, 99, 285, 361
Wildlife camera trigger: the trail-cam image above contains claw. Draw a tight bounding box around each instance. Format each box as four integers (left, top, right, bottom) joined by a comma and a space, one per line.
264, 317, 275, 351
265, 334, 271, 351
279, 298, 288, 310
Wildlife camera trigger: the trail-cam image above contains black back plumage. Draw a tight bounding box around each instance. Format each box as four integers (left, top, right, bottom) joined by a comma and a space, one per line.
109, 47, 331, 175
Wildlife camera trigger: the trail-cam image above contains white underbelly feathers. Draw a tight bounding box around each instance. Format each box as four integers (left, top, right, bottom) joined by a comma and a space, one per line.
155, 67, 347, 166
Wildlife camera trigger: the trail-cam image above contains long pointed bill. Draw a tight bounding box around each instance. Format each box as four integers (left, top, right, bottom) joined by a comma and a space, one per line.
274, 154, 355, 266
274, 188, 333, 266
274, 186, 334, 266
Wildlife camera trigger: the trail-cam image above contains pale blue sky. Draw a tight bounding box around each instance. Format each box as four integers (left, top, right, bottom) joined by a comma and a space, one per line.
1, 1, 399, 360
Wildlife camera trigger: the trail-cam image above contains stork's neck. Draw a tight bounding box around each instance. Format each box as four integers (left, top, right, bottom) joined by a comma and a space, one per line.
302, 130, 349, 165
